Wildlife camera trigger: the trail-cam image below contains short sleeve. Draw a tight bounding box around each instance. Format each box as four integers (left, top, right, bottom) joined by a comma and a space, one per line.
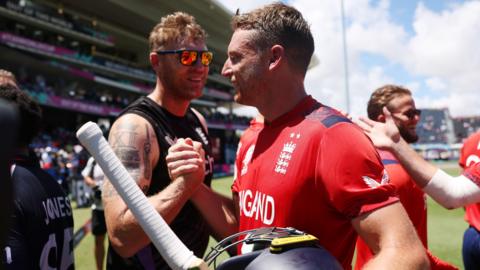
318, 123, 398, 218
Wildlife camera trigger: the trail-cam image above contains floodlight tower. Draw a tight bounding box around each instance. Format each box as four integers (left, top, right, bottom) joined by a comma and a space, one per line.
340, 0, 350, 114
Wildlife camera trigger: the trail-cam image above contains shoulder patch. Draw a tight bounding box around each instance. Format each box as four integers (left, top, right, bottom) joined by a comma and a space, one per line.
305, 106, 351, 128
321, 115, 351, 128
382, 159, 399, 165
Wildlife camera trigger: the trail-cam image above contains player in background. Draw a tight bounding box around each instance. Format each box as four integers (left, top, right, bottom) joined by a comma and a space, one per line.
1, 85, 74, 269
458, 131, 480, 270
356, 108, 480, 208
355, 85, 457, 270
166, 3, 429, 269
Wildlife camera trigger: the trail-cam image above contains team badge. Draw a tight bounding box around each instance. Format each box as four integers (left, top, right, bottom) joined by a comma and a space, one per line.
274, 133, 300, 175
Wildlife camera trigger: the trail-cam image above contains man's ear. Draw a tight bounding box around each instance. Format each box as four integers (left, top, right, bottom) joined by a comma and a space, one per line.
377, 114, 386, 122
150, 52, 159, 69
269, 45, 284, 71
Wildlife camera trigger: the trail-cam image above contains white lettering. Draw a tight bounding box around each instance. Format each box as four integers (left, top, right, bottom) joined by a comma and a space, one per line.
4, 247, 12, 264
47, 199, 59, 220
42, 197, 72, 225
60, 228, 74, 270
39, 228, 74, 270
40, 234, 56, 270
242, 190, 253, 217
58, 197, 65, 217
264, 196, 275, 225
43, 201, 49, 225
254, 193, 265, 221
239, 189, 275, 225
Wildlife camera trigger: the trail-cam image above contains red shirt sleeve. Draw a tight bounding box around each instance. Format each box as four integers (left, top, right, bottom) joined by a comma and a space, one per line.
464, 162, 480, 187
317, 123, 398, 218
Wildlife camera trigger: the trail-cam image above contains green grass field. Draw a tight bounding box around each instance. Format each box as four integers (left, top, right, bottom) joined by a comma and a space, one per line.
73, 163, 467, 269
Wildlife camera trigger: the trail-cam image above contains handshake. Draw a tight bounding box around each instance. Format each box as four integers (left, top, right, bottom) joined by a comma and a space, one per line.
166, 138, 206, 189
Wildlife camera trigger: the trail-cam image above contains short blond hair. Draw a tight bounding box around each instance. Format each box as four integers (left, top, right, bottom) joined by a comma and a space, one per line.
148, 12, 207, 52
367, 84, 412, 120
232, 2, 314, 75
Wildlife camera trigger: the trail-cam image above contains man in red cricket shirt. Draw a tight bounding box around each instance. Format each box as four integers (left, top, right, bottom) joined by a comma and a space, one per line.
355, 84, 456, 270
458, 131, 480, 270
166, 3, 429, 270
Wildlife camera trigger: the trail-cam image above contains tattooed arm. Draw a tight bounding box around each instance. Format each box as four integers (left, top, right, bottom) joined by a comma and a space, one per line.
102, 113, 204, 258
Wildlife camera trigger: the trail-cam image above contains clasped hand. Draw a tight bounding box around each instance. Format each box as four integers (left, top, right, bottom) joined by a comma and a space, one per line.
166, 138, 206, 185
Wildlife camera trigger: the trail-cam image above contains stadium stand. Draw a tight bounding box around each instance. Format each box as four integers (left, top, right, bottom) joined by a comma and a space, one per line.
416, 108, 456, 144
453, 116, 480, 142
412, 108, 480, 161
0, 0, 248, 184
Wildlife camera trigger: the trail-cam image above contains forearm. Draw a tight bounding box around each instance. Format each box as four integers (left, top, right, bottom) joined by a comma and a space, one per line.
390, 139, 480, 208
191, 184, 238, 240
390, 138, 437, 188
422, 170, 480, 209
83, 176, 96, 187
363, 247, 429, 270
104, 177, 198, 257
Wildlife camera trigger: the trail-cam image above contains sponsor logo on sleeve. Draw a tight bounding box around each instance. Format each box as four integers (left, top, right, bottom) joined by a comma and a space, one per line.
241, 145, 255, 176
362, 169, 390, 188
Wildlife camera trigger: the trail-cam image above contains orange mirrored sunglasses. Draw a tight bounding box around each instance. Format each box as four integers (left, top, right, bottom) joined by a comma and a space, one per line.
156, 49, 213, 66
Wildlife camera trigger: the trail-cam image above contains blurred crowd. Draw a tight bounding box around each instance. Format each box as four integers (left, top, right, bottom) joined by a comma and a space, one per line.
30, 127, 93, 207
416, 108, 480, 144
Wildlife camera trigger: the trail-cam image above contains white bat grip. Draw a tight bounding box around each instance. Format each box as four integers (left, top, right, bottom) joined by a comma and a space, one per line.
76, 122, 206, 270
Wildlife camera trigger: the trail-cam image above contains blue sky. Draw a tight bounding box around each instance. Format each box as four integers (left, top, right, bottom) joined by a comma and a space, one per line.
217, 0, 480, 118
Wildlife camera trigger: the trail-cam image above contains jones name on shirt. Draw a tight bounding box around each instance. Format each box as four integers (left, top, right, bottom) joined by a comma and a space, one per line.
42, 196, 72, 225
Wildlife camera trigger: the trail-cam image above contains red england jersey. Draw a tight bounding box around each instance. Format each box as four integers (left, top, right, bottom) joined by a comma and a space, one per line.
232, 96, 398, 270
459, 132, 480, 231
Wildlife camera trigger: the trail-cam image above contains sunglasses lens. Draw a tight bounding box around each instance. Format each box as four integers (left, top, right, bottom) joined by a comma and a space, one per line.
180, 51, 197, 66
404, 109, 421, 119
201, 52, 213, 66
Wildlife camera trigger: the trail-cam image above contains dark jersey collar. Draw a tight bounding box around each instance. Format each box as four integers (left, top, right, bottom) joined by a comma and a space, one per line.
265, 95, 319, 127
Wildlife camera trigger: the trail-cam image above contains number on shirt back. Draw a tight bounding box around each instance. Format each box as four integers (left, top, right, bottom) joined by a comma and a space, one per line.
39, 227, 74, 270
